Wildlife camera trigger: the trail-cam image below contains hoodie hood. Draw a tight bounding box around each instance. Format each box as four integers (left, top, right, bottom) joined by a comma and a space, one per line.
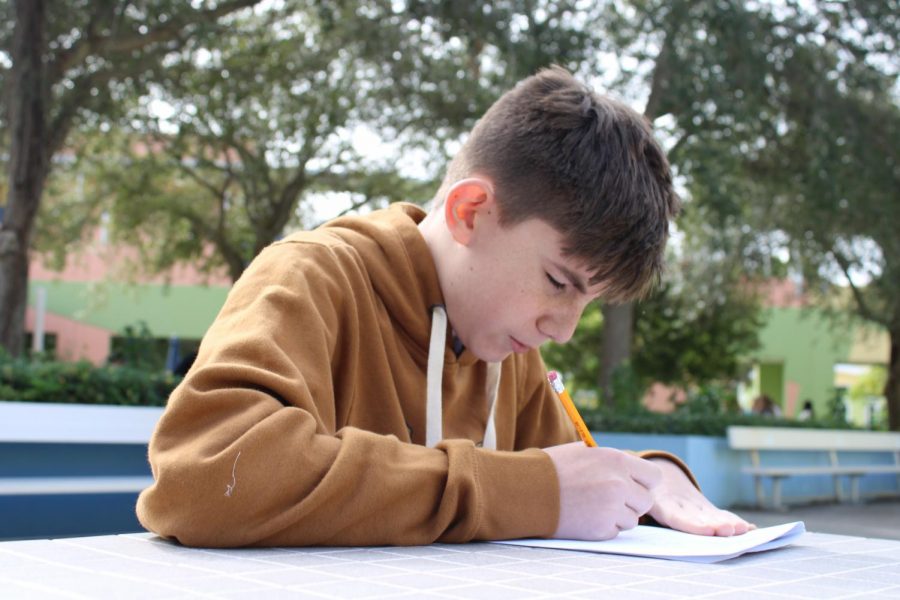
321, 204, 440, 356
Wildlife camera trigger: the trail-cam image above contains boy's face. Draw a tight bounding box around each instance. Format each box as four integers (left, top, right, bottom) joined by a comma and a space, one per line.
435, 179, 605, 363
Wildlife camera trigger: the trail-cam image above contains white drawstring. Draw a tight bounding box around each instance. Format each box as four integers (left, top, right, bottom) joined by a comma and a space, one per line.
482, 362, 500, 450
425, 306, 447, 449
425, 306, 499, 450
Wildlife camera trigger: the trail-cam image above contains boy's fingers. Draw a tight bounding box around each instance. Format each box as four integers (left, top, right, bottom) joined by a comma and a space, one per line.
670, 513, 716, 536
709, 509, 754, 536
625, 488, 655, 516
546, 443, 671, 540
627, 455, 663, 490
714, 522, 736, 537
670, 507, 752, 537
616, 511, 640, 533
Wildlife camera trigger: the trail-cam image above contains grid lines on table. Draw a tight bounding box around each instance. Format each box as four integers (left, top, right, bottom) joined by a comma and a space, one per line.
1, 532, 899, 599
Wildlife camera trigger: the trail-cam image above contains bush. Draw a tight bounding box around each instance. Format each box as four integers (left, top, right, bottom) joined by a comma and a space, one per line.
0, 354, 179, 406
581, 384, 858, 436
582, 407, 855, 437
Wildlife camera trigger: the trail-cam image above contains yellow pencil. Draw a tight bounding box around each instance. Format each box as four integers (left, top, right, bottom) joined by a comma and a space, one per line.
547, 370, 597, 447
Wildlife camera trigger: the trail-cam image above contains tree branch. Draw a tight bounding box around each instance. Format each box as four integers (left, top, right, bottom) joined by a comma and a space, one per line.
46, 3, 117, 86
173, 151, 232, 202
229, 139, 264, 194
666, 130, 693, 164
48, 0, 262, 83
46, 74, 97, 158
830, 247, 888, 327
172, 205, 245, 283
309, 193, 377, 230
277, 166, 308, 217
47, 44, 174, 157
644, 5, 685, 120
644, 34, 670, 120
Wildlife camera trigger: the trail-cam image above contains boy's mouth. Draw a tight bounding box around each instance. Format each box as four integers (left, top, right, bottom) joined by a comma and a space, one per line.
510, 337, 531, 354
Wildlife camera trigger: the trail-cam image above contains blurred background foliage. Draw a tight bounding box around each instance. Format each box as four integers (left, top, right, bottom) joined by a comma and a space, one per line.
1, 0, 898, 427
0, 350, 178, 406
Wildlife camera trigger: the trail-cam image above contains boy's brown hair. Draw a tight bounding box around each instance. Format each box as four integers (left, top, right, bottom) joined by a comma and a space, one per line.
440, 66, 680, 303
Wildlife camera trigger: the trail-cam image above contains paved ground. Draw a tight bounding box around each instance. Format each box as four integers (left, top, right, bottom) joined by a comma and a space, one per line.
732, 498, 900, 540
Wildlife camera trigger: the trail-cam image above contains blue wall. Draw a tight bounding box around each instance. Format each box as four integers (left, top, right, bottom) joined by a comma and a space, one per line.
597, 432, 744, 507
3, 433, 898, 540
599, 431, 900, 508
0, 493, 145, 540
0, 443, 149, 540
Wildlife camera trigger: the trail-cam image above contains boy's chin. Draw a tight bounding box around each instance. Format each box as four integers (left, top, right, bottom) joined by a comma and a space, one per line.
459, 333, 517, 363
469, 345, 513, 364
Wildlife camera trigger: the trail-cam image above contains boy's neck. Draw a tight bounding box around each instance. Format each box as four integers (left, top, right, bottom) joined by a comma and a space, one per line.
452, 332, 465, 357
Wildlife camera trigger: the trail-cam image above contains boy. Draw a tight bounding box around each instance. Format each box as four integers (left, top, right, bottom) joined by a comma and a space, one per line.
137, 67, 752, 547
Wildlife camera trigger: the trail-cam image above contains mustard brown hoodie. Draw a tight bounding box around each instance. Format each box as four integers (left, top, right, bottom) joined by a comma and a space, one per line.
137, 203, 692, 547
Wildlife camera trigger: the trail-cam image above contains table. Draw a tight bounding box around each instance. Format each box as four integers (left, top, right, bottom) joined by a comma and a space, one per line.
1, 531, 899, 599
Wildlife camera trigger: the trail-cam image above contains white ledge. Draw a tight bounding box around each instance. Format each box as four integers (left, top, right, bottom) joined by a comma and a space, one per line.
0, 476, 154, 495
0, 401, 164, 444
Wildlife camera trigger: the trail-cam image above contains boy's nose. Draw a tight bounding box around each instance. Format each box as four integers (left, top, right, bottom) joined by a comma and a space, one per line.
538, 307, 581, 344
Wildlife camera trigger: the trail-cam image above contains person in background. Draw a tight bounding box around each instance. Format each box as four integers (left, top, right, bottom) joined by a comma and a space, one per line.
797, 399, 815, 421
752, 394, 782, 417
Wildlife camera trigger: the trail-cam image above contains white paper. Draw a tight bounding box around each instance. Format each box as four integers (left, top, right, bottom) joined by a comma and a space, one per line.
494, 521, 806, 563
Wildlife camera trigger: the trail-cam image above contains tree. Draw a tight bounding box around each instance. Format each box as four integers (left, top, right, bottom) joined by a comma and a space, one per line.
591, 1, 899, 426
91, 4, 433, 283
755, 54, 900, 429
631, 232, 765, 389
0, 0, 263, 356
595, 0, 783, 404
1, 0, 47, 359
364, 1, 607, 146
663, 2, 900, 429
542, 239, 765, 403
47, 1, 612, 284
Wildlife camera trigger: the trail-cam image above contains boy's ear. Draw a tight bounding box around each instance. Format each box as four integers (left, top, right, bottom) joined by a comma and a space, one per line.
444, 178, 495, 246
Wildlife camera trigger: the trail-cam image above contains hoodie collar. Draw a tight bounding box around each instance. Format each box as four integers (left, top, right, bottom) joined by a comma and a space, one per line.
322, 203, 481, 366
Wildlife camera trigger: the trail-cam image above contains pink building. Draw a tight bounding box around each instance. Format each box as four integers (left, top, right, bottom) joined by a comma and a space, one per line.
25, 226, 231, 365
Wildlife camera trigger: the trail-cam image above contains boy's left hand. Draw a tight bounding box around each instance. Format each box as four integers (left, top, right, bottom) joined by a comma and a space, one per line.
644, 457, 756, 536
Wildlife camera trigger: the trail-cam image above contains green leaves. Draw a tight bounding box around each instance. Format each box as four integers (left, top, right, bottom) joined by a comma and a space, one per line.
581, 405, 856, 437
631, 223, 766, 389
0, 354, 178, 406
50, 0, 613, 285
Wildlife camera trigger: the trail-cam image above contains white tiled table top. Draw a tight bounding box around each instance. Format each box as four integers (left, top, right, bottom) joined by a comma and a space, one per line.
1, 531, 899, 599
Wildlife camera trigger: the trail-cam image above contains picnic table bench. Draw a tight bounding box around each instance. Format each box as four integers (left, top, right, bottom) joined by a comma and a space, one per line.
727, 426, 900, 509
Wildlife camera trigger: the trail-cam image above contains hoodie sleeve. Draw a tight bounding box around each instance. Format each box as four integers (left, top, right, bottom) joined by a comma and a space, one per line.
137, 240, 558, 547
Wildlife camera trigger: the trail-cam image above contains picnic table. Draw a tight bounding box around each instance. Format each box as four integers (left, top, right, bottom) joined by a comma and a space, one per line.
2, 529, 899, 598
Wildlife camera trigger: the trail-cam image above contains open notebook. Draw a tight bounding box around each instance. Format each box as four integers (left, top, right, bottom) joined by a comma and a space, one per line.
494, 521, 806, 563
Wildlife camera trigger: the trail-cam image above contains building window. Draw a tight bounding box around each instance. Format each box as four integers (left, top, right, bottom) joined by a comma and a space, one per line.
23, 332, 58, 359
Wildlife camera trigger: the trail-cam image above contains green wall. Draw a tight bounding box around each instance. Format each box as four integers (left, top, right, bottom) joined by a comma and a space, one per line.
27, 280, 230, 339
753, 308, 858, 416
758, 362, 784, 406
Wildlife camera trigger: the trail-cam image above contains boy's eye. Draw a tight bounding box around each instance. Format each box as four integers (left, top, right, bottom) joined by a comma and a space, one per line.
546, 273, 566, 290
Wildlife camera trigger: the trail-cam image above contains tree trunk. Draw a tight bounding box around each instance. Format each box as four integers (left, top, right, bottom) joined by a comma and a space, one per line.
596, 23, 675, 408
885, 329, 900, 432
598, 302, 634, 407
0, 0, 48, 357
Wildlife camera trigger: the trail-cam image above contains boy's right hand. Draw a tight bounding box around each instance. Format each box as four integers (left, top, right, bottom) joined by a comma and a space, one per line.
542, 443, 662, 540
